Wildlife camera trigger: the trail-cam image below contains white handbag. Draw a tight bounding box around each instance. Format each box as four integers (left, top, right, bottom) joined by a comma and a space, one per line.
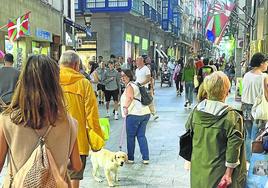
251, 77, 268, 120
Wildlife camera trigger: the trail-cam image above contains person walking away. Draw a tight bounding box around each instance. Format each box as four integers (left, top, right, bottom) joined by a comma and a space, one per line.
194, 55, 204, 72
79, 60, 90, 80
103, 61, 121, 120
182, 57, 195, 108
96, 61, 106, 104
167, 58, 175, 86
219, 53, 227, 71
209, 59, 218, 72
120, 69, 151, 164
173, 58, 184, 95
88, 61, 99, 96
186, 71, 247, 188
197, 58, 214, 86
135, 56, 159, 120
224, 56, 236, 87
0, 55, 82, 187
241, 53, 268, 162
59, 51, 104, 188
0, 53, 20, 105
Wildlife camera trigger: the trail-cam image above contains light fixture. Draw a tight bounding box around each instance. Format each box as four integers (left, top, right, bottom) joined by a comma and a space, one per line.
84, 12, 92, 26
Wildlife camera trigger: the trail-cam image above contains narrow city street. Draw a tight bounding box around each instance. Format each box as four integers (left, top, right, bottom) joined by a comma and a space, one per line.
79, 81, 239, 188
0, 81, 240, 188
81, 81, 191, 188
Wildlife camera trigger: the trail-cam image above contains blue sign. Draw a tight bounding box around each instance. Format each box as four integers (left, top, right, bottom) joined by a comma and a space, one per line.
36, 28, 52, 41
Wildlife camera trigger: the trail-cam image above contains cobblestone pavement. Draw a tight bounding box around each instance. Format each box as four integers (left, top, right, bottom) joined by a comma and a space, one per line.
0, 82, 240, 187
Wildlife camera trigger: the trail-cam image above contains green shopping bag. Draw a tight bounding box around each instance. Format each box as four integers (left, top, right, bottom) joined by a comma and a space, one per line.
99, 118, 110, 141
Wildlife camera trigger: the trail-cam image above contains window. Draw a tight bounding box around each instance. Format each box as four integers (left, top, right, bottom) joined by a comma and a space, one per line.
108, 0, 128, 7
75, 0, 79, 9
86, 0, 105, 8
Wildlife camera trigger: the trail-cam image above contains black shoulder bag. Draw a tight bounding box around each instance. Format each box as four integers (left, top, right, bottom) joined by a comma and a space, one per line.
179, 106, 233, 161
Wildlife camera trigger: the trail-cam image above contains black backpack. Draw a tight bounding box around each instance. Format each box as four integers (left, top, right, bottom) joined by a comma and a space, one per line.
133, 82, 153, 106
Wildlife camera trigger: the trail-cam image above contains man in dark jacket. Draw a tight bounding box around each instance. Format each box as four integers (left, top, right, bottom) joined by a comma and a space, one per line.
0, 53, 20, 104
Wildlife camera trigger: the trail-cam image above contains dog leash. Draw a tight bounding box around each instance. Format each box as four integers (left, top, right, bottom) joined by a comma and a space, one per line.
119, 118, 126, 151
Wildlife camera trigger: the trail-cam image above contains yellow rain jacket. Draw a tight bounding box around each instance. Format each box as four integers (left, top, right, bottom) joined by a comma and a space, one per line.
60, 67, 104, 155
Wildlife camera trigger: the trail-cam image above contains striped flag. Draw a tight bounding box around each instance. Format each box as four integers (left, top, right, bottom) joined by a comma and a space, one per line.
205, 0, 235, 44
8, 12, 30, 42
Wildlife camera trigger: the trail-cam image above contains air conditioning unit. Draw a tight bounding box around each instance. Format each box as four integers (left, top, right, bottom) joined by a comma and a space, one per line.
237, 39, 243, 48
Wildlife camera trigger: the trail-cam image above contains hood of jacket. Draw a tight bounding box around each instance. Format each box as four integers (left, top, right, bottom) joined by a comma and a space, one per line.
60, 67, 85, 86
193, 99, 230, 128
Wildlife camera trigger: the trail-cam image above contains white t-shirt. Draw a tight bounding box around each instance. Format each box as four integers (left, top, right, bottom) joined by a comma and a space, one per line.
241, 72, 267, 104
135, 65, 151, 87
120, 82, 151, 118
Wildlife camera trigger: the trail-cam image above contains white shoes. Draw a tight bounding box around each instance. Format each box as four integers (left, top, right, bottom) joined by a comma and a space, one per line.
106, 112, 110, 117
152, 114, 159, 120
114, 113, 119, 120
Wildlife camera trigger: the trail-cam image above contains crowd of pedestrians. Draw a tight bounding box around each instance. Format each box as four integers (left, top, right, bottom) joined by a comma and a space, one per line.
0, 49, 267, 188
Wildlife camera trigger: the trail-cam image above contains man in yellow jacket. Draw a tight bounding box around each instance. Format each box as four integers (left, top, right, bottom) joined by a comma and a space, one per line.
59, 50, 104, 188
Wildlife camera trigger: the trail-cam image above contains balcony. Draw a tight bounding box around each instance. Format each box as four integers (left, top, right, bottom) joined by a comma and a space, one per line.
150, 8, 157, 22
77, 0, 131, 13
143, 2, 150, 18
132, 0, 142, 14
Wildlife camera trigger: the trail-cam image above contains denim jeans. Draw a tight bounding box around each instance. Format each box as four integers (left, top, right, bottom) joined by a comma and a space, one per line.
244, 120, 259, 161
126, 114, 150, 161
185, 81, 194, 104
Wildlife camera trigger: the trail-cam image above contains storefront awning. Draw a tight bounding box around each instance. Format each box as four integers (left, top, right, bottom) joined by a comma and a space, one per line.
160, 49, 168, 59
155, 49, 164, 58
179, 41, 192, 47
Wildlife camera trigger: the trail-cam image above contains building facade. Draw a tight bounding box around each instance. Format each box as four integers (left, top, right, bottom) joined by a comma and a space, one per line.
0, 0, 75, 68
75, 0, 189, 63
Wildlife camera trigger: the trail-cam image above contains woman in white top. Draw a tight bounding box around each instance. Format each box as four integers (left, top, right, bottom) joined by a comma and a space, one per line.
241, 52, 268, 161
120, 69, 151, 164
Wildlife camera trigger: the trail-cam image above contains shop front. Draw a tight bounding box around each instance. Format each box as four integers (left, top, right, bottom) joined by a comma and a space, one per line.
76, 31, 97, 66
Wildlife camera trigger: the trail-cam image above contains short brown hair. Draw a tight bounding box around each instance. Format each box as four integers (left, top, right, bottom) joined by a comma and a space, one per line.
122, 69, 135, 81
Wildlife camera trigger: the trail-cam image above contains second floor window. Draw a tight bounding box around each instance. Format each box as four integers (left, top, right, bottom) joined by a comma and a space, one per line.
108, 0, 128, 7
86, 0, 105, 8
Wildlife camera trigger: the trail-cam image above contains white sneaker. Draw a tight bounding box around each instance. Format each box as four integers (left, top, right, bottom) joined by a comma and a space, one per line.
143, 160, 149, 164
114, 113, 119, 120
106, 112, 110, 117
152, 114, 159, 120
188, 103, 192, 109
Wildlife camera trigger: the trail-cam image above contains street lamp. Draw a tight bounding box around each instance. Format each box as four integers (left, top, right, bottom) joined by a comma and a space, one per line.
84, 12, 92, 26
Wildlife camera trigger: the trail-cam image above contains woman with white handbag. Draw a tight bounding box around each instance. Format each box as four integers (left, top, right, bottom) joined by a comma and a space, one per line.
241, 52, 268, 162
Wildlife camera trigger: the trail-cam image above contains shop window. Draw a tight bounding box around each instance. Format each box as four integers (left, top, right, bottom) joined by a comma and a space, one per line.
86, 0, 105, 8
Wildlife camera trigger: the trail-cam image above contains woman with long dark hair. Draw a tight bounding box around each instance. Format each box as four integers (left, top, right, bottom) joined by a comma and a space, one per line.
0, 55, 82, 187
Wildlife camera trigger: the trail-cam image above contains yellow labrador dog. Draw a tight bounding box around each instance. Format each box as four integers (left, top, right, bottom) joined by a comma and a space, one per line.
91, 149, 127, 187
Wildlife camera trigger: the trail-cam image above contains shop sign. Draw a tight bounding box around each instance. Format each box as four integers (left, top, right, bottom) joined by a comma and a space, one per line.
125, 33, 132, 42
142, 38, 148, 50
134, 36, 140, 44
36, 28, 52, 42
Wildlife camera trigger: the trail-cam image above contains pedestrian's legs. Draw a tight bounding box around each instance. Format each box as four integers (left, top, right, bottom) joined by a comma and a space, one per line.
148, 101, 156, 115
175, 79, 179, 92
188, 82, 194, 104
244, 120, 253, 161
179, 79, 183, 93
185, 82, 190, 102
136, 114, 150, 160
126, 115, 138, 161
106, 101, 110, 112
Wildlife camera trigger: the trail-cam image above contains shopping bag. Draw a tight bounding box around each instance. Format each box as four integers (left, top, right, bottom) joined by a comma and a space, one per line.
99, 118, 110, 141
246, 153, 268, 188
194, 75, 199, 88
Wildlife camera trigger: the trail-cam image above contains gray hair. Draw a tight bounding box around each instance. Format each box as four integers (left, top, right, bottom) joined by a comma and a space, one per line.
59, 50, 80, 66
204, 71, 230, 101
